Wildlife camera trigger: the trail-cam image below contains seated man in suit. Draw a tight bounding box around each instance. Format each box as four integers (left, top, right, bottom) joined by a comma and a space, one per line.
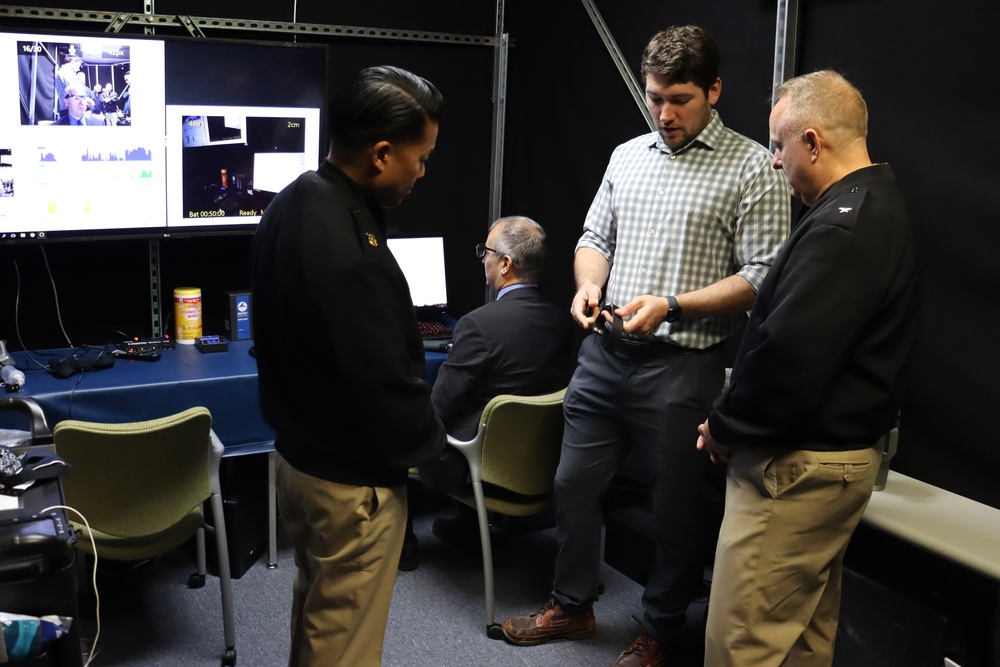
55, 84, 105, 126
401, 215, 572, 569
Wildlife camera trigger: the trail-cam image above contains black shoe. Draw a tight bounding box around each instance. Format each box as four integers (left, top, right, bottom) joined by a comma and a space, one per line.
431, 511, 484, 550
398, 535, 419, 571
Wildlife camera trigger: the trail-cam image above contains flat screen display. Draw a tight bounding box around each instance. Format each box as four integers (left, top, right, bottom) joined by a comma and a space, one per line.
387, 236, 449, 310
0, 29, 326, 243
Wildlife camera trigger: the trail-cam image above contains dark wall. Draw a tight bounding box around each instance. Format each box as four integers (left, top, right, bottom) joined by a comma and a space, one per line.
791, 1, 1000, 508
2, 0, 997, 508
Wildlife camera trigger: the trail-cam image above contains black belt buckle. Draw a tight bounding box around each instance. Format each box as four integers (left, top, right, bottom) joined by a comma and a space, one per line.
592, 303, 623, 353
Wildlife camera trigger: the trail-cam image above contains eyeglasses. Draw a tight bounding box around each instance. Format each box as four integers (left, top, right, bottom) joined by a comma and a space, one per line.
66, 95, 87, 101
475, 243, 499, 259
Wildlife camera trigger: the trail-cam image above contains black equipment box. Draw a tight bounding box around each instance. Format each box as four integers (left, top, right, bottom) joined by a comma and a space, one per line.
0, 397, 83, 667
205, 454, 267, 578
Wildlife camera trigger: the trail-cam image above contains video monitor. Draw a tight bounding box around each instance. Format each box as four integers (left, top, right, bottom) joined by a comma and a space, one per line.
166, 107, 318, 227
387, 236, 449, 310
0, 29, 326, 243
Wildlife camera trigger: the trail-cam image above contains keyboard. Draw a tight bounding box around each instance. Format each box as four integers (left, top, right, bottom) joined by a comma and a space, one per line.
418, 320, 453, 339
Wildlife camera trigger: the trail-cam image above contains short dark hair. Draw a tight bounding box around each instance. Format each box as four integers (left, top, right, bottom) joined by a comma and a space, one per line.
328, 66, 443, 154
489, 216, 546, 283
640, 25, 720, 94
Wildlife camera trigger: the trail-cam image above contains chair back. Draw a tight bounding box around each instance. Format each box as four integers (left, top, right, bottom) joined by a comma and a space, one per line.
53, 406, 214, 539
479, 388, 565, 498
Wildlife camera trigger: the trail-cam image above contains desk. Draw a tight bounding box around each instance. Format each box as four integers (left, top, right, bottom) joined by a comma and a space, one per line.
3, 342, 449, 568
861, 471, 1000, 665
863, 471, 1000, 581
10, 341, 272, 455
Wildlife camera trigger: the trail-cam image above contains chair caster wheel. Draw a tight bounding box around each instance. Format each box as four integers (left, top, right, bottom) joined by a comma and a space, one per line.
221, 647, 237, 665
487, 624, 505, 640
189, 572, 206, 588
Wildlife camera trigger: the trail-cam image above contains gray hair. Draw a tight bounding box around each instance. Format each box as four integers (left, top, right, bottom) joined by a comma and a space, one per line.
774, 70, 868, 142
489, 216, 546, 283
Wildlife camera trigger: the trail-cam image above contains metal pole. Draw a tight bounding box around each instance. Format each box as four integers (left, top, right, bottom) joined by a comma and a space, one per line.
487, 33, 508, 226
772, 0, 801, 95
579, 0, 654, 132
485, 0, 508, 305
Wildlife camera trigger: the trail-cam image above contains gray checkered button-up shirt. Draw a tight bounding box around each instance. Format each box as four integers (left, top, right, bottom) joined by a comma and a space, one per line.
577, 111, 790, 349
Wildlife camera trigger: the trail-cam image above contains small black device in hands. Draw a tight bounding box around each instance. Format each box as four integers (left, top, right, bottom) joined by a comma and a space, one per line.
591, 303, 623, 352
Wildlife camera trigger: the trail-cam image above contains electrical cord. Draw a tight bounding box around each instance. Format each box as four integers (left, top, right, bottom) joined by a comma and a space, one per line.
9, 255, 70, 377
39, 246, 74, 349
41, 504, 100, 667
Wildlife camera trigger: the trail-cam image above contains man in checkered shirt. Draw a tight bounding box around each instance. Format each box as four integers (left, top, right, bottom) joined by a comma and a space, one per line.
503, 25, 791, 667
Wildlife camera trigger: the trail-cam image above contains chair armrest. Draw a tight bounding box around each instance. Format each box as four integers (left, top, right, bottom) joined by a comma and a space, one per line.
446, 433, 485, 485
0, 396, 52, 445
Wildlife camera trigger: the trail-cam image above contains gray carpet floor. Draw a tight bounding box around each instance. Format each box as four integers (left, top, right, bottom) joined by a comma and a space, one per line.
71, 496, 707, 667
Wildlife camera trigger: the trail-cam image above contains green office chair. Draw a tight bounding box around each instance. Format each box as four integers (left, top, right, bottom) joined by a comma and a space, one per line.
444, 388, 567, 639
52, 406, 237, 666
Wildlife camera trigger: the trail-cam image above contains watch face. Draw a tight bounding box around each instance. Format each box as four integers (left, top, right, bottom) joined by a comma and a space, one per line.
666, 296, 681, 322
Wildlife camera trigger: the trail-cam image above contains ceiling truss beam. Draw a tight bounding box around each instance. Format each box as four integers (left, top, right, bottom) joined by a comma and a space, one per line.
0, 4, 496, 46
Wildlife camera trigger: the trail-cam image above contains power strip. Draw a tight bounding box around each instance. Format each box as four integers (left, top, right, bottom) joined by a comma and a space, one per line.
117, 337, 175, 352
110, 349, 161, 361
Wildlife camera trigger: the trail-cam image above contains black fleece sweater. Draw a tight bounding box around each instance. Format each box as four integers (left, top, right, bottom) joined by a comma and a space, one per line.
250, 160, 445, 486
709, 164, 920, 451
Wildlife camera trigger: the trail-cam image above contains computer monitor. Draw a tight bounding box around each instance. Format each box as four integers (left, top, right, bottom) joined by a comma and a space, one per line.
1, 28, 326, 243
387, 236, 448, 310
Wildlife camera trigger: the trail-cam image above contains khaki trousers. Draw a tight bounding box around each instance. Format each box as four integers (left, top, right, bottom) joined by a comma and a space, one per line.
704, 445, 879, 667
276, 454, 406, 667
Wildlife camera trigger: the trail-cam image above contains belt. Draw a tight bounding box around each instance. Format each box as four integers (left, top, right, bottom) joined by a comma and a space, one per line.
619, 337, 723, 359
591, 302, 717, 357
617, 338, 699, 358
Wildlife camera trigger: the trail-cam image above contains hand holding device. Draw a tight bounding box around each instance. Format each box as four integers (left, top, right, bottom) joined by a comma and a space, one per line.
571, 283, 604, 330
591, 303, 623, 352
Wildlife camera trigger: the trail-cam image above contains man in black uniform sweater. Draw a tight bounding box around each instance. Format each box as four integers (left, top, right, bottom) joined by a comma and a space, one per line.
250, 66, 446, 667
698, 70, 920, 667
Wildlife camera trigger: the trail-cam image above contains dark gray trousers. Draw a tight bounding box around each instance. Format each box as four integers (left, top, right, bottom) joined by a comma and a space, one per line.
552, 334, 725, 641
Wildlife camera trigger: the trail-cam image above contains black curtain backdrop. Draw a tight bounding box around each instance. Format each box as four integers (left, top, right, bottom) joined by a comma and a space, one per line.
791, 0, 1000, 509
1, 0, 996, 508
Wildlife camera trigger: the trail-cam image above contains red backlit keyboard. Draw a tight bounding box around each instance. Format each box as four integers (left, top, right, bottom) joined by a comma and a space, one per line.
418, 320, 453, 339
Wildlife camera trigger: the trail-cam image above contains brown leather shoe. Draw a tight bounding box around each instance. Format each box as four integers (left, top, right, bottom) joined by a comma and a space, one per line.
502, 599, 597, 646
611, 625, 666, 667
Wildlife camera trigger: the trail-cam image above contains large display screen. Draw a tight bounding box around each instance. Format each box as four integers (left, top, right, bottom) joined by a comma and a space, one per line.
0, 30, 326, 243
387, 236, 449, 309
